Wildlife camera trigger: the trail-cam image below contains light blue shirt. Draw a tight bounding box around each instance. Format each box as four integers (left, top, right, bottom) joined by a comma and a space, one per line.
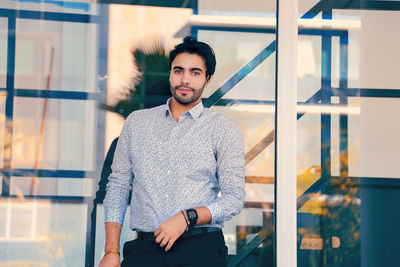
104, 99, 245, 231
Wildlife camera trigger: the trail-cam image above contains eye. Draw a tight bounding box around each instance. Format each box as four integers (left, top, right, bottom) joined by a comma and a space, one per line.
174, 69, 182, 74
193, 71, 200, 76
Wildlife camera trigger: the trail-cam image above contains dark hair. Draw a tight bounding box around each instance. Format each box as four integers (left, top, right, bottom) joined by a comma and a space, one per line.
169, 36, 216, 79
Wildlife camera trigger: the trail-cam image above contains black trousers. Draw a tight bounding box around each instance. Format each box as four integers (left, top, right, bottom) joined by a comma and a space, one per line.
121, 230, 228, 267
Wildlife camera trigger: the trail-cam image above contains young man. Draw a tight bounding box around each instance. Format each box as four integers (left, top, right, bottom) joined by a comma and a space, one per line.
99, 36, 245, 267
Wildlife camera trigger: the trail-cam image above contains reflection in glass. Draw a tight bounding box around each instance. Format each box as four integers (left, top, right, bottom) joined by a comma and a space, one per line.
0, 199, 87, 266
198, 0, 276, 16
298, 35, 321, 102
199, 30, 276, 101
10, 177, 93, 197
0, 18, 7, 89
211, 104, 275, 265
297, 1, 400, 266
15, 19, 97, 92
0, 3, 101, 267
0, 92, 6, 168
0, 1, 281, 266
12, 97, 96, 170
2, 0, 97, 15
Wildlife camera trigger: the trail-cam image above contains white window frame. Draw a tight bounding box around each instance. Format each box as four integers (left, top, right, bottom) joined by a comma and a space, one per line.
275, 0, 298, 266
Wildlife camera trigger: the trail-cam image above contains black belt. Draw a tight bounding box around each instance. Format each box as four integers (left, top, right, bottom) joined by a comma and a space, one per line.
137, 227, 221, 240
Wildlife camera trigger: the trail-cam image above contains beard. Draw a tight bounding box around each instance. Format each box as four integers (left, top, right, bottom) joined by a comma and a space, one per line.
171, 84, 205, 105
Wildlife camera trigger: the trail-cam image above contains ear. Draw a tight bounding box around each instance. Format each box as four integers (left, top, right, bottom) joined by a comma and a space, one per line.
205, 75, 212, 86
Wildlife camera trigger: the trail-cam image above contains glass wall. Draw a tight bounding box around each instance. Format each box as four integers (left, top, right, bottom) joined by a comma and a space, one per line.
297, 1, 400, 266
3, 0, 399, 266
1, 1, 277, 266
0, 1, 103, 266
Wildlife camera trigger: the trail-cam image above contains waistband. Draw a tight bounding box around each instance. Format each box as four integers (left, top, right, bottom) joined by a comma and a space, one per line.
137, 227, 221, 240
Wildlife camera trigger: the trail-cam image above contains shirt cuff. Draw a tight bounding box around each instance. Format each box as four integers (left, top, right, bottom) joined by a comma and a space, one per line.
104, 207, 126, 225
103, 188, 130, 225
206, 202, 222, 225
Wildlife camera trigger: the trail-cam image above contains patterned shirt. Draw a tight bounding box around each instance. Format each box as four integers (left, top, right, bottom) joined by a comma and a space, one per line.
104, 99, 245, 231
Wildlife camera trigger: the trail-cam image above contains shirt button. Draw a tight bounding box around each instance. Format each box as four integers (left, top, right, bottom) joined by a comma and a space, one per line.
167, 170, 171, 174
165, 194, 169, 198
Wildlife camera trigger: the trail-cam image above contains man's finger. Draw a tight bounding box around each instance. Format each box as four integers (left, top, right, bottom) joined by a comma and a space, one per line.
155, 233, 165, 244
154, 228, 161, 237
165, 237, 177, 251
160, 236, 170, 247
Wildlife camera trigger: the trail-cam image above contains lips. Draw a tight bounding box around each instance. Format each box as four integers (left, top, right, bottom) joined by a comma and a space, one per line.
177, 87, 193, 94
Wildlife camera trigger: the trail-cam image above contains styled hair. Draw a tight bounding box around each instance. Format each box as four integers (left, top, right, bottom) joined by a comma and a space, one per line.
169, 36, 216, 79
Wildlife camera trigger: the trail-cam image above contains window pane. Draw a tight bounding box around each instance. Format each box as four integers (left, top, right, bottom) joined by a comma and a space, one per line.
335, 10, 400, 89
14, 19, 98, 92
297, 114, 321, 174
297, 2, 400, 267
0, 92, 6, 168
199, 30, 276, 101
0, 18, 7, 88
1, 0, 98, 15
12, 97, 96, 171
0, 199, 87, 266
298, 35, 321, 102
348, 97, 400, 178
198, 0, 276, 16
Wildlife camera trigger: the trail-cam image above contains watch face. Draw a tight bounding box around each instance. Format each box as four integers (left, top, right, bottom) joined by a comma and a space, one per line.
187, 209, 198, 226
188, 210, 196, 218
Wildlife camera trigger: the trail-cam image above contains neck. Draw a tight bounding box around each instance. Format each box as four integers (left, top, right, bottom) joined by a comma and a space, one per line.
170, 98, 200, 121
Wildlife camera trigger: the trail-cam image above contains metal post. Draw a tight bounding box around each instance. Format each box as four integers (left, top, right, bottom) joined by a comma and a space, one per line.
275, 0, 298, 266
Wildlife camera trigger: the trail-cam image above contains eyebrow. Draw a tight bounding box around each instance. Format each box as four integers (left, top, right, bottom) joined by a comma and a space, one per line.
173, 66, 204, 72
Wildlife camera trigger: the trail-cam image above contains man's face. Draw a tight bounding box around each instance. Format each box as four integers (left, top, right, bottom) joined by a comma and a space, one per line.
169, 52, 210, 106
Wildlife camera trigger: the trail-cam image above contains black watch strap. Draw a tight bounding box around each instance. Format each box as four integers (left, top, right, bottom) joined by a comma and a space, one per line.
186, 209, 198, 226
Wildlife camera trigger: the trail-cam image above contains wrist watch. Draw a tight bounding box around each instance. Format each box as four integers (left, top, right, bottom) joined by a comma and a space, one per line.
186, 209, 198, 226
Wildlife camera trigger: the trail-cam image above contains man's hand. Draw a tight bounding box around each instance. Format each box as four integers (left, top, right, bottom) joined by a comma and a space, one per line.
99, 253, 120, 267
154, 212, 187, 251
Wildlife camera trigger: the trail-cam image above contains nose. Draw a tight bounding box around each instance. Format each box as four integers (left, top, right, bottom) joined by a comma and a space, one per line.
181, 72, 190, 85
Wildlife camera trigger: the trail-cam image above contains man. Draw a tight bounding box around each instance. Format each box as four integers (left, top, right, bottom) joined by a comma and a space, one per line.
99, 36, 245, 267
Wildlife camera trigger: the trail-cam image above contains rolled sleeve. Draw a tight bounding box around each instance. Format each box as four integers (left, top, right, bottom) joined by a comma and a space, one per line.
207, 120, 245, 224
103, 115, 134, 225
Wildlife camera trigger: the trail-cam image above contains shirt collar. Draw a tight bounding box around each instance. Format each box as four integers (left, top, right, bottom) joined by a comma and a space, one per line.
165, 97, 204, 120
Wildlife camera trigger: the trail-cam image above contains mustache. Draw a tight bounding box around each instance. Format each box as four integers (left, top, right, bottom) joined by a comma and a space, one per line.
175, 85, 194, 91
